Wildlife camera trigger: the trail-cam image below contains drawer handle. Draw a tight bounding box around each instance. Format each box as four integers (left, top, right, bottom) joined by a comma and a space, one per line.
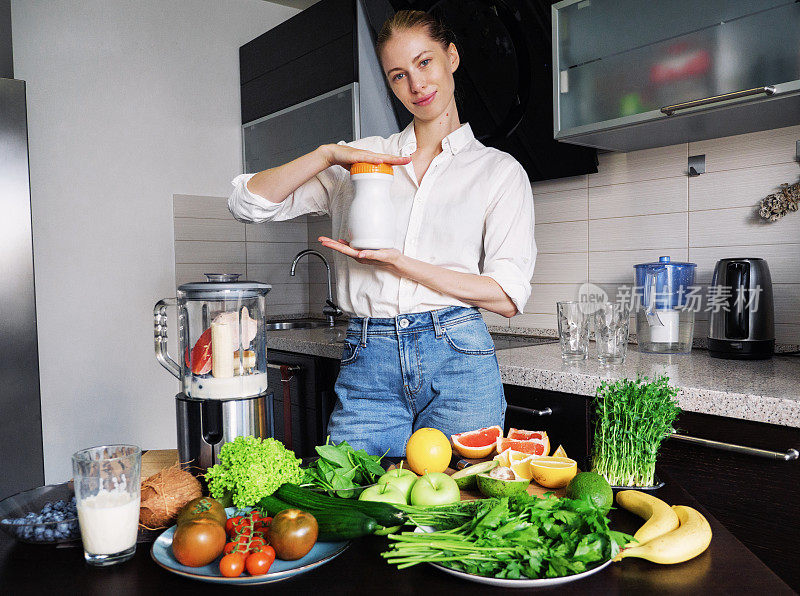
506, 405, 553, 417
661, 86, 776, 116
669, 433, 799, 461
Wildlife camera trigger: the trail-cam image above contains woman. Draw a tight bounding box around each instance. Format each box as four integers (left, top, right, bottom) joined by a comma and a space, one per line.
229, 10, 536, 456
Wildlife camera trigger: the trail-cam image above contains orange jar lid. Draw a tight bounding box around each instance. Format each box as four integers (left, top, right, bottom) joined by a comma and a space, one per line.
350, 162, 394, 175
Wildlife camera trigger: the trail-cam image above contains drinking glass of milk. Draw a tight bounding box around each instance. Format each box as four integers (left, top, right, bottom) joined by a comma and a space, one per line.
71, 445, 141, 566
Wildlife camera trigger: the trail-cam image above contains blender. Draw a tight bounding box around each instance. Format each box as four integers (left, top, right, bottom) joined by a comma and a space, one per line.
154, 274, 272, 475
634, 256, 697, 354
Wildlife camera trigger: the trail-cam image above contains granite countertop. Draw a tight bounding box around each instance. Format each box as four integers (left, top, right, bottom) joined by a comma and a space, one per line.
266, 324, 800, 428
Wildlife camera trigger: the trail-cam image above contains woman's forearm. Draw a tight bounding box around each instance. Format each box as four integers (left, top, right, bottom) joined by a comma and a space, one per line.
394, 255, 518, 318
246, 146, 331, 203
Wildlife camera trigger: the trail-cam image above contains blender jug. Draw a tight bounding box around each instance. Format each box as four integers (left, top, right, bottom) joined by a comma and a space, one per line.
154, 274, 272, 473
634, 256, 697, 354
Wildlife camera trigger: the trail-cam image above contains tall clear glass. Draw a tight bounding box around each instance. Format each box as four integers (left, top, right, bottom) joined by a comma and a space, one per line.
557, 301, 590, 362
72, 445, 141, 566
594, 302, 631, 365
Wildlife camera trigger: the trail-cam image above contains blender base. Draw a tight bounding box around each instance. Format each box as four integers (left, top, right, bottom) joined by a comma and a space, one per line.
175, 392, 273, 477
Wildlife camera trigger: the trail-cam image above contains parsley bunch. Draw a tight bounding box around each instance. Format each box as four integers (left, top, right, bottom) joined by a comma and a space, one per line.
383, 494, 631, 579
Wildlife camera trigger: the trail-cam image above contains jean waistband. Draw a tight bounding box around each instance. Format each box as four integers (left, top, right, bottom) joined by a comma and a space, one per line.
346, 306, 483, 339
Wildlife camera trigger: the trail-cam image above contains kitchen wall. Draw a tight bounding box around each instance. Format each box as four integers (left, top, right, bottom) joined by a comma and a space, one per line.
12, 0, 299, 482
489, 123, 800, 346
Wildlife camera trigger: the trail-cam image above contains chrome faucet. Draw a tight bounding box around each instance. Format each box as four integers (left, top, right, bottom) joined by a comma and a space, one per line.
290, 249, 342, 327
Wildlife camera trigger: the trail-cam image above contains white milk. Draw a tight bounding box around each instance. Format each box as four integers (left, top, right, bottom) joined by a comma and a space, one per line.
77, 489, 140, 554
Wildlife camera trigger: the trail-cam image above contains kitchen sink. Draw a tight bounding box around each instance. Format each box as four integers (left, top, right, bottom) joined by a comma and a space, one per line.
266, 318, 341, 331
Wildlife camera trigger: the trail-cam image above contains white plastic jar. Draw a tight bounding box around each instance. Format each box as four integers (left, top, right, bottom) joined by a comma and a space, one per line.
348, 162, 395, 249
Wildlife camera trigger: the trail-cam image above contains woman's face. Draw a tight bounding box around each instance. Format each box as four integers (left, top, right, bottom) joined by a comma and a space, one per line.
380, 27, 459, 122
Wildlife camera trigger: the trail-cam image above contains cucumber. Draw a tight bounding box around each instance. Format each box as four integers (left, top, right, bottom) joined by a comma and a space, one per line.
450, 460, 499, 490
256, 494, 295, 517
256, 494, 378, 540
276, 484, 406, 527
314, 509, 378, 540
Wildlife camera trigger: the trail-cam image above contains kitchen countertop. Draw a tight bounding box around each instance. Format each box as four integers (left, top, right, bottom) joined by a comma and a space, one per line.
267, 325, 800, 428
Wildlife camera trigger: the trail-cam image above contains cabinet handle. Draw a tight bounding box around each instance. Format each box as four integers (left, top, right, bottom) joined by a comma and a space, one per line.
660, 86, 776, 116
669, 433, 799, 461
506, 405, 553, 417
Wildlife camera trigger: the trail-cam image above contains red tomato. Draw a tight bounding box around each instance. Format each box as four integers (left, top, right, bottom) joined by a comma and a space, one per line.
219, 552, 246, 578
225, 516, 242, 536
190, 327, 213, 375
269, 509, 318, 561
249, 537, 266, 551
245, 550, 274, 576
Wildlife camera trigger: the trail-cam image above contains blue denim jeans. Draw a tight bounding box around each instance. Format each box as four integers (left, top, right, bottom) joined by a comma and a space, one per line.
327, 306, 506, 456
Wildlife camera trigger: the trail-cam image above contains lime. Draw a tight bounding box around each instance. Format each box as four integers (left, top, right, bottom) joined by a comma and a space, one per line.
565, 472, 613, 514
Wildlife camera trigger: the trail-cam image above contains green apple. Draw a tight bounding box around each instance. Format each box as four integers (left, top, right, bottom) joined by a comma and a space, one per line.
409, 472, 461, 507
359, 482, 407, 505
378, 468, 418, 502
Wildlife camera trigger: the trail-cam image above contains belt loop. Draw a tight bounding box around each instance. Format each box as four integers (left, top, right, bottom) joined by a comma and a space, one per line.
431, 310, 443, 338
360, 317, 370, 347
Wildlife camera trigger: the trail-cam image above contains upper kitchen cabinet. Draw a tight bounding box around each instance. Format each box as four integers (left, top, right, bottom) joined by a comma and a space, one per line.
552, 0, 800, 151
240, 0, 398, 172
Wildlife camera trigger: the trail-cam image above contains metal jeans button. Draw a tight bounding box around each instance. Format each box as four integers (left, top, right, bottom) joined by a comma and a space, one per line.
399, 318, 410, 328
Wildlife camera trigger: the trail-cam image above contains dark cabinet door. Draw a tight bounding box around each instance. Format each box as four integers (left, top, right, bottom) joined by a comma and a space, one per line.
267, 351, 340, 458
657, 412, 800, 591
240, 0, 357, 123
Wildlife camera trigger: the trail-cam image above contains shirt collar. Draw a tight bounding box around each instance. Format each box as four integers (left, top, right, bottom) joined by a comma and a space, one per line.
398, 122, 474, 157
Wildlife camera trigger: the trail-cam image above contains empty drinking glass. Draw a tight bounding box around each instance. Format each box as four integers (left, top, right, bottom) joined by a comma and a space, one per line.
557, 301, 589, 362
594, 302, 631, 365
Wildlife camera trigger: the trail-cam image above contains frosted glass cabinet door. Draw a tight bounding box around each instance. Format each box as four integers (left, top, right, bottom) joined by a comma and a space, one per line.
243, 84, 358, 173
553, 0, 800, 133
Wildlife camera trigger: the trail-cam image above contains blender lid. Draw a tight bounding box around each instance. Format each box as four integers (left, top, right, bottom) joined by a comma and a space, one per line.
179, 273, 271, 298
634, 255, 696, 269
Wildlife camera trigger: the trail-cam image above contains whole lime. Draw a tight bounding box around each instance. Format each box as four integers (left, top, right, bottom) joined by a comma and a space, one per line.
565, 472, 614, 514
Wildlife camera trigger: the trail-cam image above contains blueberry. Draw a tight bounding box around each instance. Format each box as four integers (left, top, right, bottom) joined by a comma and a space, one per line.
57, 522, 70, 534
53, 511, 64, 521
42, 503, 52, 514
43, 529, 54, 540
25, 512, 36, 520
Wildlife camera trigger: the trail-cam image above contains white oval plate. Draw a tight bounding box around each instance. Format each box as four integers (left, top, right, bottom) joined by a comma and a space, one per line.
413, 526, 614, 588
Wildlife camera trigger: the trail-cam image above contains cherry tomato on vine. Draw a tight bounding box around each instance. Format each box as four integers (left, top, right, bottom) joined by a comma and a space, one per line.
219, 552, 246, 578
245, 550, 275, 576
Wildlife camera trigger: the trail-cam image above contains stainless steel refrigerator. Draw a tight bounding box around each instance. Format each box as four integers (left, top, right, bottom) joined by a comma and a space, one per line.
0, 77, 45, 499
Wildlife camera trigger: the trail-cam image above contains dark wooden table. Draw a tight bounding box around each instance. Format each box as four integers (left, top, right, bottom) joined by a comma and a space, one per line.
0, 471, 793, 595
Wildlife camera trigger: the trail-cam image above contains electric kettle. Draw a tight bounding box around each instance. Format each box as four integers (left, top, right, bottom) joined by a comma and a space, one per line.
708, 258, 774, 359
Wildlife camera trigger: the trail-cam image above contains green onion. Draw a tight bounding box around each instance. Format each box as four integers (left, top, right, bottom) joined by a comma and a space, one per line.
591, 375, 680, 487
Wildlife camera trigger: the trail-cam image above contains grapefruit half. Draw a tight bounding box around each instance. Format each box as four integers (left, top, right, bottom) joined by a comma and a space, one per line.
451, 425, 503, 458
496, 433, 550, 457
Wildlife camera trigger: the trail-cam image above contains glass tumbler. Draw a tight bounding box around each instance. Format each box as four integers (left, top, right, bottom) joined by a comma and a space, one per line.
72, 445, 141, 566
557, 301, 590, 362
594, 302, 631, 365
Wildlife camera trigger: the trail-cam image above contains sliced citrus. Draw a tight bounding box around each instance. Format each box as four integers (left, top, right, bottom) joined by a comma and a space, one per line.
508, 428, 547, 441
496, 434, 549, 457
493, 448, 526, 468
451, 425, 503, 459
528, 456, 578, 488
552, 444, 568, 458
505, 451, 534, 481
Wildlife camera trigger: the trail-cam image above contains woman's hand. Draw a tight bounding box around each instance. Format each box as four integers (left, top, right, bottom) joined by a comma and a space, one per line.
319, 144, 410, 169
318, 237, 402, 272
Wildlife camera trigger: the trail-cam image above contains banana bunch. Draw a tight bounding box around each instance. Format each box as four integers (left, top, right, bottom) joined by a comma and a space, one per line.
614, 490, 712, 564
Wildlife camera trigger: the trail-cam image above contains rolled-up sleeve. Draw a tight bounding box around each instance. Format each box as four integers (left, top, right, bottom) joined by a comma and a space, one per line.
228, 164, 345, 224
480, 161, 537, 315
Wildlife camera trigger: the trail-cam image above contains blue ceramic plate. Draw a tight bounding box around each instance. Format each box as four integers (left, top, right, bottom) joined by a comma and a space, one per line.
151, 508, 349, 585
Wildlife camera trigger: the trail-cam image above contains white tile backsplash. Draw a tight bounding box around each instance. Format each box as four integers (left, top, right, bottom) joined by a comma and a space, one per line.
588, 177, 687, 219
173, 124, 800, 346
589, 212, 688, 252
533, 188, 588, 224
535, 221, 588, 253
589, 144, 686, 187
514, 124, 800, 346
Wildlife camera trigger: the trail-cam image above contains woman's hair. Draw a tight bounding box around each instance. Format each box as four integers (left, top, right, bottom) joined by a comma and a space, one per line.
376, 10, 456, 58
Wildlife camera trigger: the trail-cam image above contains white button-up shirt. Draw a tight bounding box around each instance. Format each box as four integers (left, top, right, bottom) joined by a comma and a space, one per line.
228, 122, 536, 318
